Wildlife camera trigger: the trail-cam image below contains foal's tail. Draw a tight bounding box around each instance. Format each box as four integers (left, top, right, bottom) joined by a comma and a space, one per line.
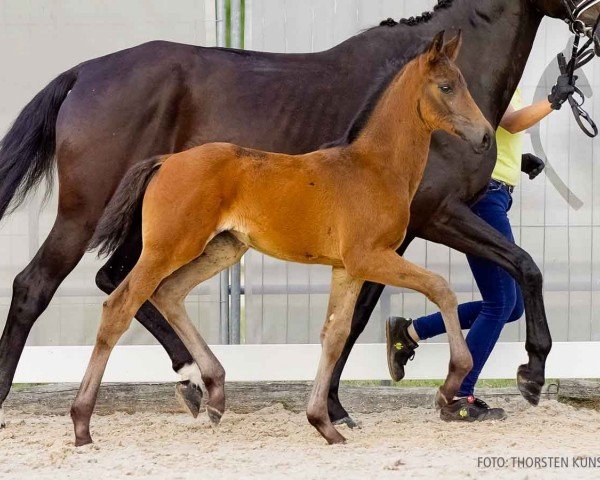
89, 155, 166, 257
0, 68, 79, 221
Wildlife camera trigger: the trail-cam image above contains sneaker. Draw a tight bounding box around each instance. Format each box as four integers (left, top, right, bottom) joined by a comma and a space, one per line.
439, 396, 507, 422
385, 316, 418, 381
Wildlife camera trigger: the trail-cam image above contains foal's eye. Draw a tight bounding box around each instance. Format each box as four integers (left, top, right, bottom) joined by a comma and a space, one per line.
439, 84, 453, 94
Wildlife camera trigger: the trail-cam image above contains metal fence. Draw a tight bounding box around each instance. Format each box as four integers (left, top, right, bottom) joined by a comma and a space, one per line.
1, 0, 600, 349
0, 0, 223, 346
242, 0, 600, 345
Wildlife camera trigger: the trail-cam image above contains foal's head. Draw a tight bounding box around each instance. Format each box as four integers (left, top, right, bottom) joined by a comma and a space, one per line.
415, 31, 494, 154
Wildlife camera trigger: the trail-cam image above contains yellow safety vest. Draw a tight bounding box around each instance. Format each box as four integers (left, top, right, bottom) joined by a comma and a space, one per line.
492, 89, 523, 187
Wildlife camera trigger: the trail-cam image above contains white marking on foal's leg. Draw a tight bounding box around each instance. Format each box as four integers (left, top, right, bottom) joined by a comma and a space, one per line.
178, 363, 203, 387
0, 406, 5, 428
176, 363, 204, 419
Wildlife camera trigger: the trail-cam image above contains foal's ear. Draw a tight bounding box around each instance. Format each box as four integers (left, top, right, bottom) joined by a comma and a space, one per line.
426, 30, 445, 63
443, 30, 463, 62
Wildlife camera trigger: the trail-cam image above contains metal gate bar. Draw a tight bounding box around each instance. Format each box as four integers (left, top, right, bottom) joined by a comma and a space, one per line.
217, 0, 244, 345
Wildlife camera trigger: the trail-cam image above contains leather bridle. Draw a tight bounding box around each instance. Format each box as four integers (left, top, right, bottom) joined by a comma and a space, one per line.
563, 0, 600, 35
558, 0, 600, 136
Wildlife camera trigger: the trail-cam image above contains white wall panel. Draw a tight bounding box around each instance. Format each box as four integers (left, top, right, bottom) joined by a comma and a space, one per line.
0, 0, 218, 347
2, 1, 599, 348
244, 0, 600, 344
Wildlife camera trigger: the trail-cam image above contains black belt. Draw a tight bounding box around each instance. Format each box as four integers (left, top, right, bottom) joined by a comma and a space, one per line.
490, 179, 515, 194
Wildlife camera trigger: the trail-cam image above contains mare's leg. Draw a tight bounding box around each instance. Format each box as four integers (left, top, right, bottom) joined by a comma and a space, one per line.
306, 267, 363, 444
151, 232, 248, 424
95, 227, 203, 417
0, 193, 106, 427
327, 236, 413, 426
345, 250, 473, 407
70, 256, 177, 446
419, 202, 551, 405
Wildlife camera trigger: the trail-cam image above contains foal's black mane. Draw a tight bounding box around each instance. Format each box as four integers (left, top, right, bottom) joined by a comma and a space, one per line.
380, 0, 455, 27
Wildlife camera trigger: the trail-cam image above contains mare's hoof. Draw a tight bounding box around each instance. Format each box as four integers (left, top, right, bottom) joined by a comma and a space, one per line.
333, 416, 361, 429
0, 407, 5, 428
176, 381, 203, 419
517, 364, 542, 406
206, 405, 223, 427
75, 435, 93, 447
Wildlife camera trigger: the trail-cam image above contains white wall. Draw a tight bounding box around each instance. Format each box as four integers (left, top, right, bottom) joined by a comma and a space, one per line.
0, 0, 219, 346
244, 0, 600, 344
1, 0, 599, 349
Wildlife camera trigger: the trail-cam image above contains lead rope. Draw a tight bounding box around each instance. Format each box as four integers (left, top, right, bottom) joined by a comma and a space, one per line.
557, 34, 599, 137
559, 1, 599, 137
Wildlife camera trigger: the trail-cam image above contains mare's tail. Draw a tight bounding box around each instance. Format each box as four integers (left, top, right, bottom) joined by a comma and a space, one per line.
0, 69, 79, 220
88, 156, 166, 257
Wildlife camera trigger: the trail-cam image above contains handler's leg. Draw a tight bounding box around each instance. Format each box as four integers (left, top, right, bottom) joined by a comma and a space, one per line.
393, 187, 524, 388
386, 302, 482, 382
418, 201, 550, 405
458, 187, 523, 396
307, 268, 363, 444
151, 232, 248, 425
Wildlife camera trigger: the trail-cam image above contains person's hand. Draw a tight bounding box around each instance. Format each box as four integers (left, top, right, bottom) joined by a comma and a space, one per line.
521, 153, 545, 180
548, 73, 576, 110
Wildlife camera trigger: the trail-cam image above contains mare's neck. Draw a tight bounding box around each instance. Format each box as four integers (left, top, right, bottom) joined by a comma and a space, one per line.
352, 62, 432, 185
340, 0, 543, 126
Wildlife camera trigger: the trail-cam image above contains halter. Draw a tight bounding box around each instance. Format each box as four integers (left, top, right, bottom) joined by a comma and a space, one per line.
563, 0, 600, 35
559, 0, 600, 137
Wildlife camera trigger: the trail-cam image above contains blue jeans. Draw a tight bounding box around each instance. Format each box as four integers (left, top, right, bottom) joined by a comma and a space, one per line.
412, 180, 525, 396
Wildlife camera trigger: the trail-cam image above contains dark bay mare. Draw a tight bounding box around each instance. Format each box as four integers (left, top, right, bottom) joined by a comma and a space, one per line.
0, 0, 598, 427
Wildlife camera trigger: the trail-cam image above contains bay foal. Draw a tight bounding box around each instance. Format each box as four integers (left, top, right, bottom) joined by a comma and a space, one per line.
75, 31, 493, 446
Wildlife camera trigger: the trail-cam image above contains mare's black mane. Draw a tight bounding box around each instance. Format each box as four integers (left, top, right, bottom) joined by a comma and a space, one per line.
381, 0, 454, 27
322, 1, 456, 149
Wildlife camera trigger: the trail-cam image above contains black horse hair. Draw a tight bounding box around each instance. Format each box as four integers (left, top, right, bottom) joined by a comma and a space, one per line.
380, 0, 455, 27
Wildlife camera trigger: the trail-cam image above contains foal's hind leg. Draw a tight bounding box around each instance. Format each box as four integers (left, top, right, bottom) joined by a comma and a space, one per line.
95, 227, 203, 418
307, 267, 363, 444
70, 257, 176, 446
151, 232, 248, 425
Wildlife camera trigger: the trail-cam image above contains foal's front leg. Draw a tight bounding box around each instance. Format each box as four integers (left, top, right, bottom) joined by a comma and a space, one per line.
345, 250, 473, 407
307, 267, 363, 444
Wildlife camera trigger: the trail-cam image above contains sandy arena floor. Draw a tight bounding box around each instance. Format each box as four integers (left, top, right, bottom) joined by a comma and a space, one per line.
1, 397, 599, 479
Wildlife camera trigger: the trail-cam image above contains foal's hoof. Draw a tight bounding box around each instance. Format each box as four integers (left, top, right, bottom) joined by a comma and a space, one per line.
326, 430, 347, 445
176, 381, 203, 419
434, 388, 451, 411
206, 405, 223, 427
0, 407, 5, 428
517, 364, 542, 406
333, 416, 361, 429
